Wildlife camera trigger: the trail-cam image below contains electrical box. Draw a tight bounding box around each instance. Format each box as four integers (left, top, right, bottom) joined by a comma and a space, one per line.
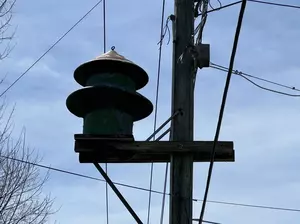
194, 43, 210, 68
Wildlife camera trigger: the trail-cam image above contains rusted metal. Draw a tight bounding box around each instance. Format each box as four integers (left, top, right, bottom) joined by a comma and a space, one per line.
73, 48, 149, 90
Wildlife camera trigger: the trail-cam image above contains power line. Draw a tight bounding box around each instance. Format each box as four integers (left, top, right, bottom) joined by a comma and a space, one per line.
203, 0, 300, 15
205, 1, 242, 14
2, 154, 300, 213
248, 0, 300, 9
210, 63, 300, 97
210, 62, 300, 92
208, 0, 222, 10
103, 0, 107, 52
193, 198, 300, 213
157, 16, 171, 46
160, 162, 169, 224
239, 74, 300, 97
195, 0, 209, 44
193, 219, 221, 224
94, 162, 143, 224
0, 0, 103, 98
194, 0, 210, 89
102, 0, 109, 223
198, 1, 247, 223
156, 16, 173, 224
147, 0, 167, 223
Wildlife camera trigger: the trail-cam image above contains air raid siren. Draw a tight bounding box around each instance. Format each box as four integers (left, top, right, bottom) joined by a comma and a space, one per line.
66, 47, 153, 139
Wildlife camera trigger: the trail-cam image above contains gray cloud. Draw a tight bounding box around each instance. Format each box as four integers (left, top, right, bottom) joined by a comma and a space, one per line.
2, 0, 300, 223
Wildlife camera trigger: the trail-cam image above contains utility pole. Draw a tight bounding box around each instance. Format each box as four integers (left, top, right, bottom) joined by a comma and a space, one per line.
170, 0, 195, 223
67, 5, 234, 222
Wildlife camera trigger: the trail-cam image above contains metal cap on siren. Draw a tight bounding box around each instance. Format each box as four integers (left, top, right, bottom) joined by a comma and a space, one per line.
66, 47, 153, 137
73, 46, 149, 90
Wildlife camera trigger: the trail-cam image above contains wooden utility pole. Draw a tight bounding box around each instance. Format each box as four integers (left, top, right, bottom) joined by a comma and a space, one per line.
68, 10, 234, 223
170, 0, 195, 223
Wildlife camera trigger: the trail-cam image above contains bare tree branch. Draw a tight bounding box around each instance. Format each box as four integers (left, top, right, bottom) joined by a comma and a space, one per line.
0, 104, 55, 224
0, 0, 16, 61
0, 1, 55, 223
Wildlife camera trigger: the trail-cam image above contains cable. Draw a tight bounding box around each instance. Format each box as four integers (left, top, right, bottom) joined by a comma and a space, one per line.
193, 219, 221, 224
94, 163, 143, 224
210, 62, 300, 92
208, 0, 222, 10
104, 162, 109, 224
147, 0, 167, 222
193, 198, 300, 213
198, 1, 247, 223
157, 16, 171, 46
102, 1, 109, 223
103, 0, 106, 52
248, 0, 300, 9
199, 1, 242, 15
193, 0, 209, 89
239, 74, 300, 97
210, 64, 300, 97
2, 155, 300, 213
200, 0, 300, 17
0, 0, 103, 98
196, 0, 209, 45
159, 162, 169, 224
158, 114, 179, 224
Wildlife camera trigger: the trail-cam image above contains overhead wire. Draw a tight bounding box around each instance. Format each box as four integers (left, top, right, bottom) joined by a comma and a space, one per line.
103, 0, 106, 53
193, 0, 209, 89
204, 0, 300, 15
194, 198, 300, 213
160, 159, 169, 224
239, 75, 300, 97
248, 0, 300, 9
210, 62, 300, 92
195, 0, 243, 33
155, 10, 176, 224
195, 0, 209, 45
198, 0, 247, 223
158, 113, 177, 224
2, 155, 300, 213
205, 0, 242, 14
147, 0, 167, 222
208, 0, 222, 10
193, 219, 221, 224
158, 15, 174, 224
94, 162, 143, 224
102, 0, 109, 223
195, 0, 300, 33
157, 16, 171, 46
0, 0, 103, 98
194, 0, 202, 17
210, 63, 300, 97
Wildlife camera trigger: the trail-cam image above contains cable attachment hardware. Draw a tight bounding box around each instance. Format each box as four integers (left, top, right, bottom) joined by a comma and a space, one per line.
192, 44, 210, 68
169, 14, 176, 21
233, 69, 242, 76
178, 44, 210, 69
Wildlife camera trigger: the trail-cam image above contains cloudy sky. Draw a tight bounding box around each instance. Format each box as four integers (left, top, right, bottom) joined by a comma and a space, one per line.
2, 0, 300, 223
